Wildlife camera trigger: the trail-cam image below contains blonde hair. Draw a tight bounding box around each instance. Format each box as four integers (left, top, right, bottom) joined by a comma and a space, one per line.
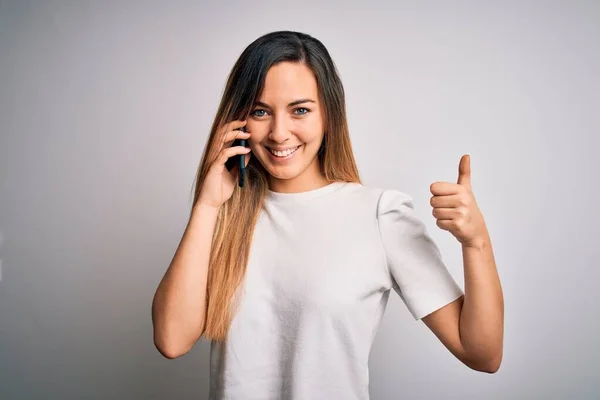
192, 31, 361, 341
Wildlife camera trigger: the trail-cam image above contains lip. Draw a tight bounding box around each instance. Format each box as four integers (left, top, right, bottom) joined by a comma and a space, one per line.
266, 145, 302, 162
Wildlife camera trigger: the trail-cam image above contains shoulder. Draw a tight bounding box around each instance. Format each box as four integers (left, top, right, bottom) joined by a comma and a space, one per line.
338, 183, 414, 217
376, 189, 414, 218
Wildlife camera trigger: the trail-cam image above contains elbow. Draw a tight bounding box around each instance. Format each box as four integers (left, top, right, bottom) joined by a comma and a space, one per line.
466, 351, 503, 374
152, 322, 204, 360
151, 298, 206, 359
154, 333, 195, 359
477, 359, 502, 374
485, 353, 503, 374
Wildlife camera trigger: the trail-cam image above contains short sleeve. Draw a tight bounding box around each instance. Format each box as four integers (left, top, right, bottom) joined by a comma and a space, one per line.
377, 189, 464, 320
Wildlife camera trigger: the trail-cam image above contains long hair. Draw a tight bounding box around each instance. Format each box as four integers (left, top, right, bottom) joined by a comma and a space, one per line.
193, 31, 361, 341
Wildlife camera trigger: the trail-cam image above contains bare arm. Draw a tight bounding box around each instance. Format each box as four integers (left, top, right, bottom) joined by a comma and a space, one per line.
422, 231, 504, 373
425, 155, 504, 372
151, 203, 219, 359
151, 119, 250, 358
458, 233, 504, 369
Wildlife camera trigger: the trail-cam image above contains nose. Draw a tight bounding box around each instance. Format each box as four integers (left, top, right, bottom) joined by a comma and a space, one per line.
268, 115, 291, 143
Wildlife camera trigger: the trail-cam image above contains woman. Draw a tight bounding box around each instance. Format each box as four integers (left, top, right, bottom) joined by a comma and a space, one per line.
152, 30, 504, 399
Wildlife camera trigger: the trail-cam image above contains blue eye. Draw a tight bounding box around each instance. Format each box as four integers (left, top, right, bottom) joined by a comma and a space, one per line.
250, 108, 310, 117
251, 109, 267, 117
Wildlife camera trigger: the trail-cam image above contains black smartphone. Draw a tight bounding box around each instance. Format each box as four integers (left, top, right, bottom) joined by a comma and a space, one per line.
224, 125, 248, 187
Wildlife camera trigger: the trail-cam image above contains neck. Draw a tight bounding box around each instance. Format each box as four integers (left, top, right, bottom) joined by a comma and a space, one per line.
268, 172, 330, 194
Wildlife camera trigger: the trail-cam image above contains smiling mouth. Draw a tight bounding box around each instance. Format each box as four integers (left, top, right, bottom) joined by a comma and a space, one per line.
266, 145, 302, 158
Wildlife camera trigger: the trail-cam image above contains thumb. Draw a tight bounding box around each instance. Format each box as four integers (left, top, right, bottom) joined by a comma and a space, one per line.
457, 154, 472, 189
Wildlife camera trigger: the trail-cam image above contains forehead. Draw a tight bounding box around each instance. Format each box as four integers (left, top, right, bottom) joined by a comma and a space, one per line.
259, 62, 318, 101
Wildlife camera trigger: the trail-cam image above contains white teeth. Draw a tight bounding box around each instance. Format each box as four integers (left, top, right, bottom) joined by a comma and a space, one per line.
269, 146, 300, 157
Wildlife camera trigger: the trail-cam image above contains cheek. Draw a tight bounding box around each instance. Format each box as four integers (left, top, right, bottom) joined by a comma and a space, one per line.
303, 131, 325, 145
306, 120, 325, 142
246, 126, 266, 144
247, 133, 265, 148
296, 123, 325, 143
248, 141, 263, 155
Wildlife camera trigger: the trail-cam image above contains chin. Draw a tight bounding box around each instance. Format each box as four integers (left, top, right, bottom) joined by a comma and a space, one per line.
263, 162, 304, 179
267, 169, 303, 181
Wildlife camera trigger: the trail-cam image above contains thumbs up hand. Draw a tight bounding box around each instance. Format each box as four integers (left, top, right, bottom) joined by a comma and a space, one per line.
430, 155, 488, 248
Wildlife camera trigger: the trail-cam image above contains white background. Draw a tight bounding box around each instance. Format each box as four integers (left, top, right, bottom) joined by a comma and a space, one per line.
1, 0, 598, 398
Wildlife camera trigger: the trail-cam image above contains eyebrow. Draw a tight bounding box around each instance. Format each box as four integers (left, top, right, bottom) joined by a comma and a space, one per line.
253, 99, 316, 109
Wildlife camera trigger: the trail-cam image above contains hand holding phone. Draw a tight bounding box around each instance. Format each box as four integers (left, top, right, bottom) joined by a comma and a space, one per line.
197, 121, 250, 208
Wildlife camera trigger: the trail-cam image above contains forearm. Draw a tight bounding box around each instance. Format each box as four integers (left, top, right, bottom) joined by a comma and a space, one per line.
152, 203, 219, 358
459, 230, 504, 371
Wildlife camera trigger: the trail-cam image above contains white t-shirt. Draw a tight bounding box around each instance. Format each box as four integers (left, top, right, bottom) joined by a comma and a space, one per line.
208, 181, 464, 399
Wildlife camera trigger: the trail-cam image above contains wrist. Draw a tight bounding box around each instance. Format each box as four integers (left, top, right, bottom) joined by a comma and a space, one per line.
463, 234, 489, 250
193, 201, 221, 216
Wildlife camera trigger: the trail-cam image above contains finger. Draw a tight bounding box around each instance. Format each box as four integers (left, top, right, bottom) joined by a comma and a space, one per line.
430, 181, 461, 196
231, 151, 253, 174
436, 219, 454, 231
430, 194, 462, 208
222, 128, 251, 144
432, 207, 459, 220
217, 145, 251, 166
228, 152, 253, 180
219, 119, 247, 136
457, 154, 472, 189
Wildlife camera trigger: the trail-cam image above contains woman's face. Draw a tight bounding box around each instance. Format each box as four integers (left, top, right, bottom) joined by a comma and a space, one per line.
246, 61, 327, 192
